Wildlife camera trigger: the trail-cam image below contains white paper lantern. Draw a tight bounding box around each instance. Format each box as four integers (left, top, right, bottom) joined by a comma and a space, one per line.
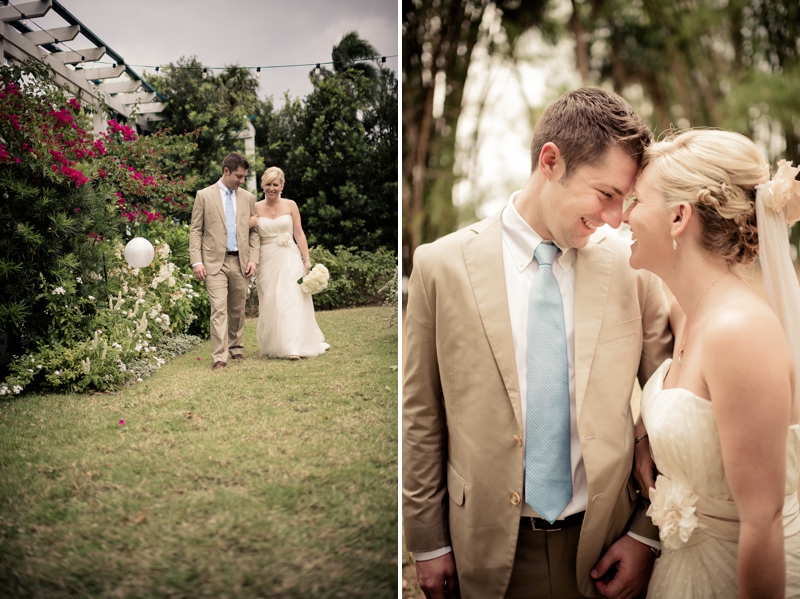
124, 237, 155, 269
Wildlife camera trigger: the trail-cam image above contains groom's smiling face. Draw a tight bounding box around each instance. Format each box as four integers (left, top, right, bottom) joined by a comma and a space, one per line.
537, 144, 638, 249
221, 166, 248, 191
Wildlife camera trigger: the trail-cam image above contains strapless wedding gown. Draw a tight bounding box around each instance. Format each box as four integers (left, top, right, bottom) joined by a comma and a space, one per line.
641, 359, 800, 597
255, 215, 329, 358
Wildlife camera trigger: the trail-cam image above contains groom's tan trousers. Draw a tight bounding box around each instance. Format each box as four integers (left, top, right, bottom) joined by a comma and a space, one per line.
205, 253, 249, 363
504, 520, 585, 599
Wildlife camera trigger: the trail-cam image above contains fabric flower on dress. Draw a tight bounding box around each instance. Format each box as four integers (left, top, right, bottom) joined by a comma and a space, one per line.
756, 159, 800, 225
275, 232, 292, 247
299, 263, 330, 295
646, 474, 699, 550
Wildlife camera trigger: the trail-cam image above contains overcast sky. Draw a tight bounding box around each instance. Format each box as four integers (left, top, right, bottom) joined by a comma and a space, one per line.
33, 0, 398, 104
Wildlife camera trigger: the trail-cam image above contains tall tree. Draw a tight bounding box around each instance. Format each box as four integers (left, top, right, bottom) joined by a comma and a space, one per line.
284, 68, 397, 252
146, 57, 261, 186
331, 30, 382, 82
252, 92, 305, 170
402, 0, 548, 274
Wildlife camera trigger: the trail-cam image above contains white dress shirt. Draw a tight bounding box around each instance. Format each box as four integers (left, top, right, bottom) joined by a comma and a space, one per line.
219, 180, 238, 251
502, 193, 588, 519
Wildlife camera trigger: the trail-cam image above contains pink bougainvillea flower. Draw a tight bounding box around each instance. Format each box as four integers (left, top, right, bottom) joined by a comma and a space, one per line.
196, 357, 201, 361
118, 420, 125, 426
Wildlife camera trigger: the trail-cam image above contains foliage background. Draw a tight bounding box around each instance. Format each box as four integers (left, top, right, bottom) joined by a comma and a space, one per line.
0, 31, 397, 395
402, 0, 800, 274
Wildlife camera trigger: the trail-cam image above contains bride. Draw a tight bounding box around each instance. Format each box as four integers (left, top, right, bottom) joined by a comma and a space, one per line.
624, 129, 800, 597
250, 167, 329, 359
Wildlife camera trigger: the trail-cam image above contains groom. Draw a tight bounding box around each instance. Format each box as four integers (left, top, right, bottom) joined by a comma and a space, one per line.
189, 152, 259, 370
403, 87, 673, 599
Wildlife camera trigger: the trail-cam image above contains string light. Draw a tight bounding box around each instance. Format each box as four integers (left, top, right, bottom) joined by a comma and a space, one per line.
3, 6, 397, 81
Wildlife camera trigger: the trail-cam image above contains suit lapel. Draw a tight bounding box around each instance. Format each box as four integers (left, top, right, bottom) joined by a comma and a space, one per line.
573, 234, 613, 420
462, 213, 522, 429
212, 185, 226, 230
236, 192, 250, 243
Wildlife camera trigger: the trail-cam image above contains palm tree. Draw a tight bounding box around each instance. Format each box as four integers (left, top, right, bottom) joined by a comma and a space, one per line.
219, 65, 259, 115
312, 31, 381, 83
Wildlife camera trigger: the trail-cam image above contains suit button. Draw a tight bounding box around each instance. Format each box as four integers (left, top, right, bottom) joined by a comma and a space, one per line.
513, 435, 522, 447
510, 492, 521, 505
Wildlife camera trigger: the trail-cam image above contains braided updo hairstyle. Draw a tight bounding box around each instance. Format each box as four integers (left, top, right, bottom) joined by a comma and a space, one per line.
642, 129, 770, 266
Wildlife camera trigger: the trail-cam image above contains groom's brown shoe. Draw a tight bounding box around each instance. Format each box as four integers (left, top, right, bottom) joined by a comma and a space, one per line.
231, 354, 245, 361
212, 361, 227, 370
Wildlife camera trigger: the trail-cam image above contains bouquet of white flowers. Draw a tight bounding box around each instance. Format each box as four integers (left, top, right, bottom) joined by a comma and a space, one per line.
298, 263, 330, 295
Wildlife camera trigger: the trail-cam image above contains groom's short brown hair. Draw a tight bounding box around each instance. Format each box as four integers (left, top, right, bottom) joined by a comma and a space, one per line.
222, 152, 250, 173
530, 87, 652, 180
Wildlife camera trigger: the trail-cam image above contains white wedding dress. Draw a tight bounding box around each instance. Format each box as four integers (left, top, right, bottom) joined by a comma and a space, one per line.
641, 358, 800, 597
255, 215, 329, 358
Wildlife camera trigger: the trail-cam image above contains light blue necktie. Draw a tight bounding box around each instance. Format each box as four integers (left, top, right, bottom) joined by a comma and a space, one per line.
224, 188, 237, 251
525, 242, 572, 524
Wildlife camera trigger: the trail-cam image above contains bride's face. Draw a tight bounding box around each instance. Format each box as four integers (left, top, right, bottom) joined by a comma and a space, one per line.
623, 165, 674, 272
263, 178, 284, 200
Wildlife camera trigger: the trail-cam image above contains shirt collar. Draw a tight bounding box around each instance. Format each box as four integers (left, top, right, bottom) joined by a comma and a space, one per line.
218, 180, 234, 196
501, 191, 575, 272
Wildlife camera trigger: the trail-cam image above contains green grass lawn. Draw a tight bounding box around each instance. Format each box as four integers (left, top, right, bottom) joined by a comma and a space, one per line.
0, 306, 398, 599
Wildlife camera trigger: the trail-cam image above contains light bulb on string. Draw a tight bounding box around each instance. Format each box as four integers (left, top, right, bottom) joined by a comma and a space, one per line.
202, 68, 208, 79
315, 63, 320, 76
155, 66, 159, 73
19, 14, 26, 25
256, 67, 261, 79
381, 56, 386, 69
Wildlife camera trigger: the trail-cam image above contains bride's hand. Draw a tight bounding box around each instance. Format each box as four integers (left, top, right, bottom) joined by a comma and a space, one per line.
249, 215, 258, 228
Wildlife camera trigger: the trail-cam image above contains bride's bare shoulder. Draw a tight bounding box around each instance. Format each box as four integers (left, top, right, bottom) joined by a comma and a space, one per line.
705, 292, 792, 379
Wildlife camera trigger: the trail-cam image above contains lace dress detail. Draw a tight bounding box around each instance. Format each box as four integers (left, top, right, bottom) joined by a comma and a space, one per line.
641, 359, 800, 598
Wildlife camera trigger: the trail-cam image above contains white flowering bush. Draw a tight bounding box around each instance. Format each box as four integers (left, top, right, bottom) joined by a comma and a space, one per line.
0, 239, 201, 395
299, 263, 330, 295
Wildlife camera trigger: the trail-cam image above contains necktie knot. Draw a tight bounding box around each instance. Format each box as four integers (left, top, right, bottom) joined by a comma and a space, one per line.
534, 242, 558, 266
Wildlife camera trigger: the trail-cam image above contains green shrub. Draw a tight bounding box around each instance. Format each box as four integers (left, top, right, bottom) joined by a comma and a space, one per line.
0, 61, 197, 373
135, 219, 210, 339
0, 240, 201, 396
308, 246, 396, 310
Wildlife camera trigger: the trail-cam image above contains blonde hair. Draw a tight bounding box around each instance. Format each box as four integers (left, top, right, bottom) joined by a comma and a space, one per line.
643, 129, 771, 266
261, 166, 285, 187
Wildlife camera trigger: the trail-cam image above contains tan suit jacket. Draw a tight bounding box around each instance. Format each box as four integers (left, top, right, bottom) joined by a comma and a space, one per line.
402, 211, 673, 599
189, 183, 260, 275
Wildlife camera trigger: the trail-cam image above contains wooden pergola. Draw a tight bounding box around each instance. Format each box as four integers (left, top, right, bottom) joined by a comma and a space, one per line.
0, 0, 165, 132
0, 0, 258, 190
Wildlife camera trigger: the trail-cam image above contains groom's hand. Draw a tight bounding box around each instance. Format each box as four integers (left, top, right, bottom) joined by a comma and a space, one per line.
245, 261, 257, 278
591, 535, 654, 599
633, 437, 657, 499
415, 553, 460, 599
193, 264, 207, 282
